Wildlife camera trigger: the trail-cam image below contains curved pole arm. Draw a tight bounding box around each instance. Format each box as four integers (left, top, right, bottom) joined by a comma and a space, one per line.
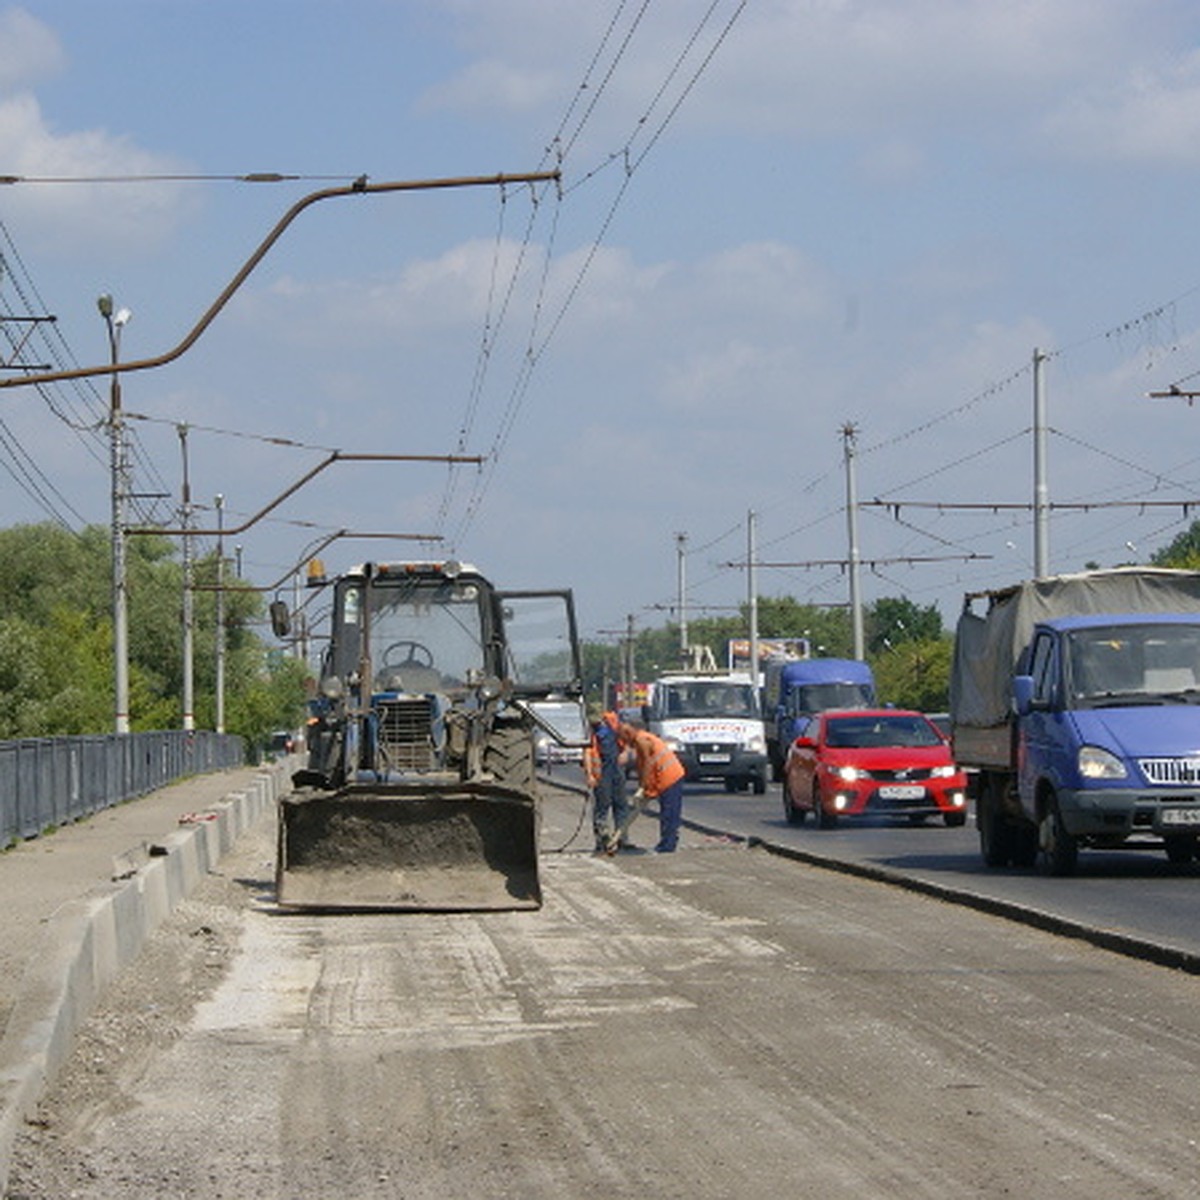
0, 170, 560, 390
127, 451, 483, 537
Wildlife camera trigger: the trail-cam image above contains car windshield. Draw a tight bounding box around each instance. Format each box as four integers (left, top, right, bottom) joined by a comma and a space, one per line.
659, 681, 758, 718
824, 714, 942, 749
1067, 623, 1200, 701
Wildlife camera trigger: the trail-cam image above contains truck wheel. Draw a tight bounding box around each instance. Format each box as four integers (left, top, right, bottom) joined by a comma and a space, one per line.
484, 724, 535, 792
1039, 796, 1078, 877
978, 778, 1013, 867
1011, 823, 1039, 868
1164, 835, 1196, 865
752, 773, 766, 795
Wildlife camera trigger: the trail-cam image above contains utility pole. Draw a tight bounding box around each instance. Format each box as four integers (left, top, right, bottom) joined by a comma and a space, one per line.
178, 424, 195, 732
1033, 347, 1050, 579
676, 532, 688, 664
215, 494, 226, 734
625, 614, 636, 705
747, 509, 760, 688
842, 423, 864, 660
99, 294, 131, 735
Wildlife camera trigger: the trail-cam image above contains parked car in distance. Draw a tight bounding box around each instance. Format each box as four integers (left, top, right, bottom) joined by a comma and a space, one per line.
782, 708, 968, 829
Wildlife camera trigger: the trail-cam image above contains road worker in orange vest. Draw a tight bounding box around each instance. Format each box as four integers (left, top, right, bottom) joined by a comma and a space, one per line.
617, 722, 686, 853
585, 710, 629, 853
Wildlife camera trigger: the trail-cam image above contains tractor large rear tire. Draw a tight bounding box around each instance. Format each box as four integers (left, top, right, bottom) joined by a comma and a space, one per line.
484, 723, 536, 793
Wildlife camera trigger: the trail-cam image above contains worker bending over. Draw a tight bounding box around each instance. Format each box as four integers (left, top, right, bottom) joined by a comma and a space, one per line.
617, 723, 686, 853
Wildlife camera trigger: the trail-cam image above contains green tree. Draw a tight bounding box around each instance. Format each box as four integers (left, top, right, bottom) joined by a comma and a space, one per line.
1151, 520, 1200, 569
871, 637, 953, 712
866, 596, 943, 657
0, 522, 307, 744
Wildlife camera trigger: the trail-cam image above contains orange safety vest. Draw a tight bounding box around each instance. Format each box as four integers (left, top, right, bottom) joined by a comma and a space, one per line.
630, 729, 685, 798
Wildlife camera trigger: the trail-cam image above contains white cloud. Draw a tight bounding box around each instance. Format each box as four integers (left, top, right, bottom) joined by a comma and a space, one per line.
1041, 51, 1200, 167
0, 92, 197, 255
420, 58, 563, 114
0, 8, 63, 91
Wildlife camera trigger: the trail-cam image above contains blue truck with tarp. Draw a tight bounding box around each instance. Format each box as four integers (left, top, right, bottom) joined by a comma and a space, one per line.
764, 657, 876, 779
950, 567, 1200, 875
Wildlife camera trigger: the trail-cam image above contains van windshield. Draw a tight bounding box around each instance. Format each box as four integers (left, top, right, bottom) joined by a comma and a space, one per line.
659, 682, 758, 718
1067, 623, 1200, 703
792, 681, 873, 714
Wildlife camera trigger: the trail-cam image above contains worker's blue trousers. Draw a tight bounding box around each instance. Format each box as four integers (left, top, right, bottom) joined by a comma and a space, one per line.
654, 780, 684, 853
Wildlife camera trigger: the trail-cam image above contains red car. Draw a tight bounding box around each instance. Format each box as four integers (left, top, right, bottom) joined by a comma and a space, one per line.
782, 708, 968, 829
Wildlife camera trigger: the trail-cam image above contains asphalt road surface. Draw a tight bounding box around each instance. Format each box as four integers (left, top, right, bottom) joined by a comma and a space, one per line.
8, 784, 1200, 1199
678, 778, 1200, 963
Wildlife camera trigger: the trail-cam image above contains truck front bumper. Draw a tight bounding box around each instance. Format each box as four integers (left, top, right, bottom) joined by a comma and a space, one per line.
1056, 787, 1200, 838
676, 746, 768, 785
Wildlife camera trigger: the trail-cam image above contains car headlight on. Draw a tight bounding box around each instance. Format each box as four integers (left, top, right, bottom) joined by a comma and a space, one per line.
747, 735, 766, 753
828, 764, 863, 782
1078, 745, 1127, 780
930, 764, 957, 778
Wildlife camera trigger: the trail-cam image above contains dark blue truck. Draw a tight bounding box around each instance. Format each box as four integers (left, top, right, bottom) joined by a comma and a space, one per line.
950, 568, 1200, 874
764, 657, 876, 779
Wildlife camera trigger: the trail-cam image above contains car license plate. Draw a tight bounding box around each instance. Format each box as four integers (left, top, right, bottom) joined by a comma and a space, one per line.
1160, 807, 1200, 827
879, 785, 924, 800
699, 753, 730, 764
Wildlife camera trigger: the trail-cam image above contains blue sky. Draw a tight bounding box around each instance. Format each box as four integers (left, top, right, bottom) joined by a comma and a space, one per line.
5, 1, 1200, 656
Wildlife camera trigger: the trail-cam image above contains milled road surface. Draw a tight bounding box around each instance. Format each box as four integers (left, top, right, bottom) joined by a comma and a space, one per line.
8, 792, 1200, 1198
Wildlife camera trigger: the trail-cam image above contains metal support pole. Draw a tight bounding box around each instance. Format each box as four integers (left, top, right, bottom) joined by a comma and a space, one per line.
215, 494, 226, 734
843, 423, 865, 660
748, 509, 760, 688
1033, 347, 1050, 579
178, 423, 194, 731
625, 614, 635, 706
292, 570, 302, 660
99, 294, 131, 735
676, 532, 688, 665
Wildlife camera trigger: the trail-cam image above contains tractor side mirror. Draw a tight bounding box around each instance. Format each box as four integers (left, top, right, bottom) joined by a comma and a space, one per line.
269, 599, 291, 639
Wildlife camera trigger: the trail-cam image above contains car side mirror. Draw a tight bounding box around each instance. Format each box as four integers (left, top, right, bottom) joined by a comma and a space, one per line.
1013, 674, 1035, 716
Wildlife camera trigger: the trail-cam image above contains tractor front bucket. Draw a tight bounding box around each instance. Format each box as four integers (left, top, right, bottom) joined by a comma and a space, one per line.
276, 781, 541, 911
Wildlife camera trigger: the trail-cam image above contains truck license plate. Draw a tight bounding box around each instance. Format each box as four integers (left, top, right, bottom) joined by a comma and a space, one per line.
879, 785, 924, 800
699, 753, 730, 764
1160, 807, 1200, 827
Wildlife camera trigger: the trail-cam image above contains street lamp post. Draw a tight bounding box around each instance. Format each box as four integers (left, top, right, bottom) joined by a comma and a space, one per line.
98, 294, 131, 735
178, 423, 194, 732
215, 493, 226, 734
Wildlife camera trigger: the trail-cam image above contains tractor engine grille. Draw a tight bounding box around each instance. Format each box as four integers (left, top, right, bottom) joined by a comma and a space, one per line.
377, 697, 436, 770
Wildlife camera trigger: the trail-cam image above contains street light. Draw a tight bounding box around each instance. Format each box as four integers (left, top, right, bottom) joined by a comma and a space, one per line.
98, 293, 132, 735
215, 493, 225, 735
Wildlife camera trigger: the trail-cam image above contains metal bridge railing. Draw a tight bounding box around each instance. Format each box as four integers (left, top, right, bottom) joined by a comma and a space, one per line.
0, 730, 245, 846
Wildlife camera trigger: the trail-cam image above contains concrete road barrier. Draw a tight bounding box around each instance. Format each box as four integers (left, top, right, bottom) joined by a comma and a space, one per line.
0, 762, 289, 1195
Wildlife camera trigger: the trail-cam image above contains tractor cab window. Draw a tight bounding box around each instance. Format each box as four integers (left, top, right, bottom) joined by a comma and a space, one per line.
369, 580, 486, 693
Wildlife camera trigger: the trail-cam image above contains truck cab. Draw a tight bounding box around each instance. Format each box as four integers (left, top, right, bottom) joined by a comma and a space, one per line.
765, 658, 876, 779
644, 672, 768, 793
1012, 613, 1200, 873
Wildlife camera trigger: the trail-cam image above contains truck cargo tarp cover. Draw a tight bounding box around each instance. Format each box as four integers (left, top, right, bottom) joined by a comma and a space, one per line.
951, 569, 1200, 728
